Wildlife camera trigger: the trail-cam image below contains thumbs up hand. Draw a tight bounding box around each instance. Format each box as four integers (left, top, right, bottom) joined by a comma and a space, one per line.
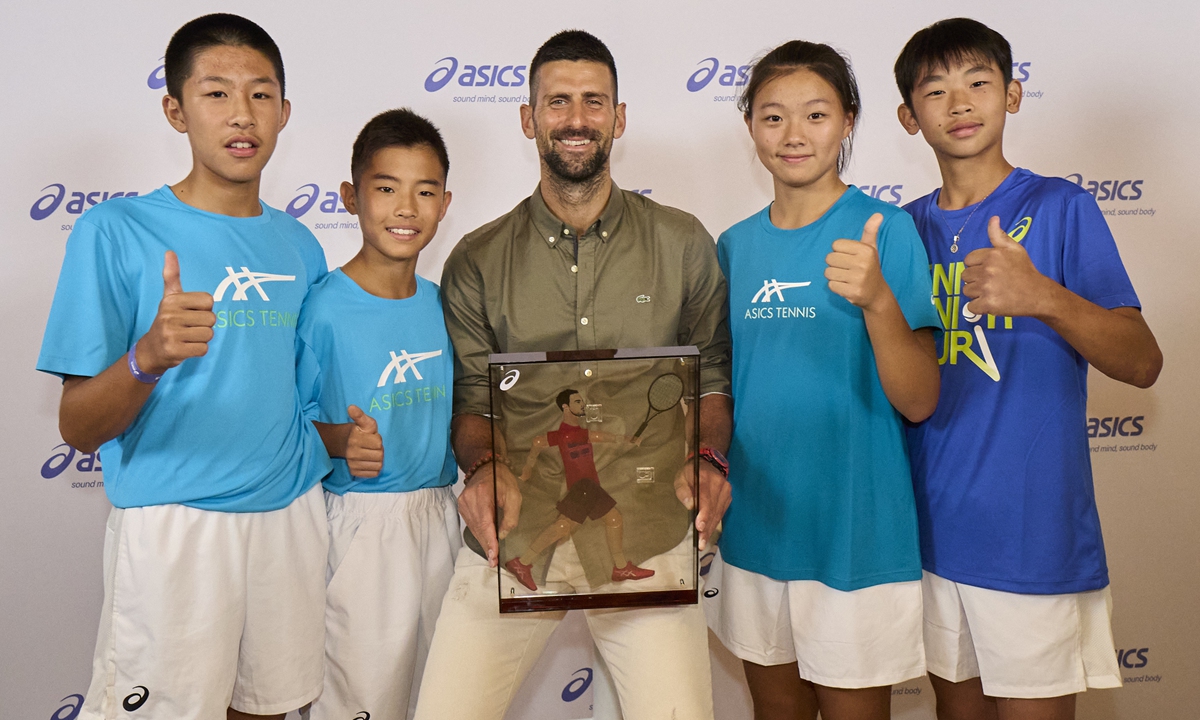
960, 217, 1049, 318
825, 213, 889, 310
136, 251, 217, 375
345, 404, 384, 478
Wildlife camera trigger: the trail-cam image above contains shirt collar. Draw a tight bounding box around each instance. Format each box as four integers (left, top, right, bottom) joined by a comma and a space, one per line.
530, 181, 627, 247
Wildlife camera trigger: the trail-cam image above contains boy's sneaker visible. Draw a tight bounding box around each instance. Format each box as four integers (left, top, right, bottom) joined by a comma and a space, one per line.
612, 562, 655, 582
505, 557, 538, 591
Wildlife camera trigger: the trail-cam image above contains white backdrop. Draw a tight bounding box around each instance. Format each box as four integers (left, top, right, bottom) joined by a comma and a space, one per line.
3, 1, 1197, 718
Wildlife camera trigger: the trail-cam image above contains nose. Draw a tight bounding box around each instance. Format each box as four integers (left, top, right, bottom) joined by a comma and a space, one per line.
228, 91, 254, 128
782, 118, 807, 146
947, 87, 973, 116
394, 191, 418, 217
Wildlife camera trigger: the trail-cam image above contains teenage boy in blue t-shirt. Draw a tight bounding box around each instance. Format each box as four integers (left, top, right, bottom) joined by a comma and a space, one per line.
295, 109, 459, 720
894, 18, 1163, 720
36, 14, 331, 720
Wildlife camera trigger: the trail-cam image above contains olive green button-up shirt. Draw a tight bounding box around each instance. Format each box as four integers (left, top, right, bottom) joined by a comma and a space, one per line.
440, 184, 732, 587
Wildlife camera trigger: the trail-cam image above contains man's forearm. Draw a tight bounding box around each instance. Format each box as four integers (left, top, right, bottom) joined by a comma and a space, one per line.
60, 357, 156, 454
451, 413, 495, 475
697, 392, 732, 454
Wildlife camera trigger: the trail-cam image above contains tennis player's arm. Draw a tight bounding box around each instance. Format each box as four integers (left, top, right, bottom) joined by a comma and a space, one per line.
59, 366, 156, 454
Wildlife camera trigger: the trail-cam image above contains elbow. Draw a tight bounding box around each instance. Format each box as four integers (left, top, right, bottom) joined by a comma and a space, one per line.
1129, 348, 1164, 389
902, 397, 938, 424
900, 376, 940, 424
59, 421, 101, 455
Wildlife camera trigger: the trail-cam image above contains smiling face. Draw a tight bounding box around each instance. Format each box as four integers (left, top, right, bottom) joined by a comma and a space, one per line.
521, 60, 626, 184
746, 67, 853, 191
341, 144, 451, 266
898, 57, 1022, 163
163, 44, 290, 188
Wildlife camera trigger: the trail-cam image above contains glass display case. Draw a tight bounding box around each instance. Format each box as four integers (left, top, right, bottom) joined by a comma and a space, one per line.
487, 347, 700, 612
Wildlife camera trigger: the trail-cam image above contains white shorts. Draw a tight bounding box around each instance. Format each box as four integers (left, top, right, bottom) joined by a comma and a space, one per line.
703, 551, 925, 688
307, 486, 461, 720
82, 485, 328, 720
922, 571, 1122, 698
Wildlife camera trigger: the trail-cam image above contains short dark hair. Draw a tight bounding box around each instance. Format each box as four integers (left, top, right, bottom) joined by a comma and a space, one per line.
894, 18, 1013, 109
556, 388, 580, 411
165, 14, 285, 102
350, 109, 450, 185
529, 30, 618, 104
739, 41, 861, 174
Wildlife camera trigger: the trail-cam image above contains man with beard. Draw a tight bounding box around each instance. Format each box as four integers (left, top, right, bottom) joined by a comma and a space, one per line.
413, 30, 733, 720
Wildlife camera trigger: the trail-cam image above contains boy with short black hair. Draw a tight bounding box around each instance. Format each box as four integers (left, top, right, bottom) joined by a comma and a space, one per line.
296, 108, 459, 720
895, 17, 1162, 720
37, 13, 330, 720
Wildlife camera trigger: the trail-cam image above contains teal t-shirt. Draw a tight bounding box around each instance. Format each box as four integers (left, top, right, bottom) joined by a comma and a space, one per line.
296, 270, 457, 494
716, 187, 940, 590
37, 186, 332, 511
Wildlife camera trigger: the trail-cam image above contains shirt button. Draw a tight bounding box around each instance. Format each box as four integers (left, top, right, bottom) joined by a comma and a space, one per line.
580, 317, 589, 325
563, 228, 571, 235
549, 237, 555, 244
584, 369, 593, 377
601, 231, 609, 238
571, 265, 578, 273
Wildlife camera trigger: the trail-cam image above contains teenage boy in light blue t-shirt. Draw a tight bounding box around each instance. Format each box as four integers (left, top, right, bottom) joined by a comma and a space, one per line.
295, 109, 460, 720
894, 18, 1163, 720
36, 14, 332, 720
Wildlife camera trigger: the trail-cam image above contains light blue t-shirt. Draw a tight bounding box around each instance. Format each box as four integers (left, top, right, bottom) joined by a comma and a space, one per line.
905, 168, 1141, 594
37, 186, 332, 512
296, 270, 457, 495
717, 187, 941, 591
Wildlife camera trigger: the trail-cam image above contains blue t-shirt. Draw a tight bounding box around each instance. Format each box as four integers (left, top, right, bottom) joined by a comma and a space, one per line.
904, 168, 1141, 594
37, 186, 332, 512
296, 270, 457, 495
717, 187, 941, 590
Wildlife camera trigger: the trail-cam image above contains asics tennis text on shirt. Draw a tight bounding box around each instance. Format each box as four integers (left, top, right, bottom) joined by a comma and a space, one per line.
746, 279, 816, 320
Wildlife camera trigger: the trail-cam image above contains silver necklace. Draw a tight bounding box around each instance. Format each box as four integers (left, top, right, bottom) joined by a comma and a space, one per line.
938, 189, 994, 254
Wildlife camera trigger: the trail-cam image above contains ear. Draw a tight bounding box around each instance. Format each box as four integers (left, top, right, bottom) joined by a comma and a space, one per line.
897, 103, 921, 136
438, 189, 453, 222
842, 110, 855, 141
278, 97, 292, 131
339, 181, 358, 216
612, 101, 627, 140
520, 102, 536, 140
1006, 79, 1023, 114
163, 95, 187, 134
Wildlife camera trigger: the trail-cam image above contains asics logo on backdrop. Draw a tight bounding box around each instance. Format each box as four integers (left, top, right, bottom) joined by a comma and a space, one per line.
687, 58, 750, 92
424, 57, 527, 92
377, 350, 443, 386
752, 280, 811, 303
1064, 174, 1144, 202
30, 184, 139, 220
148, 58, 166, 89
213, 267, 296, 301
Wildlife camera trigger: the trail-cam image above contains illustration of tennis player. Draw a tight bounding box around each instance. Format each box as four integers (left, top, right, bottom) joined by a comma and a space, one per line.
505, 387, 658, 591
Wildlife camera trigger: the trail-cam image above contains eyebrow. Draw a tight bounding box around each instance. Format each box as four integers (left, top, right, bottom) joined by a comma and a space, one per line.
196, 75, 278, 86
371, 173, 443, 186
757, 98, 832, 110
917, 63, 995, 88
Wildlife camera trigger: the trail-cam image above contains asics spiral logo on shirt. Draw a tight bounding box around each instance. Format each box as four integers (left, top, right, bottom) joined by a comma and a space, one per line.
122, 686, 149, 712
376, 349, 443, 387
751, 280, 812, 303
212, 267, 297, 301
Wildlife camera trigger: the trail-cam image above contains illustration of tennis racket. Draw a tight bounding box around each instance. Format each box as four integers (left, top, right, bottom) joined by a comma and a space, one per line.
632, 373, 685, 438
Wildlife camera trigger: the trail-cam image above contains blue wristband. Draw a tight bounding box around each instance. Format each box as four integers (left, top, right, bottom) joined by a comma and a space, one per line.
127, 342, 164, 384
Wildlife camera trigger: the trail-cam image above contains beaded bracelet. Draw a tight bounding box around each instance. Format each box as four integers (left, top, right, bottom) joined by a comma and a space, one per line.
463, 451, 507, 484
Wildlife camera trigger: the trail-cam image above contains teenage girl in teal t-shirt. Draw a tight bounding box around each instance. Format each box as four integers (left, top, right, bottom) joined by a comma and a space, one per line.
704, 41, 941, 720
